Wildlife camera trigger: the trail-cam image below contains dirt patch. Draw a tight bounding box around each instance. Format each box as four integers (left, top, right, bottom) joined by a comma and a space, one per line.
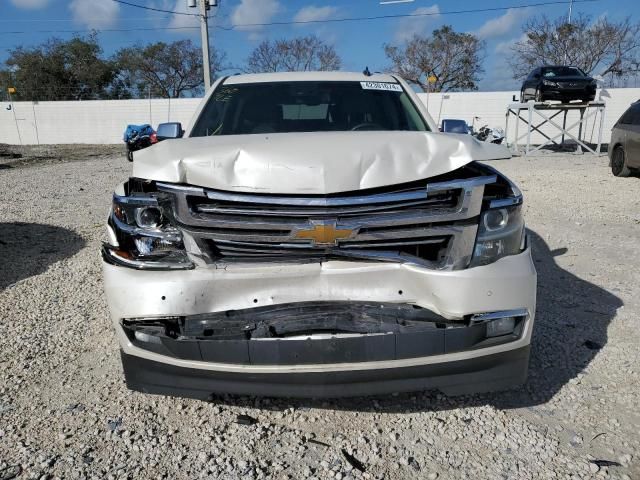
0, 143, 124, 169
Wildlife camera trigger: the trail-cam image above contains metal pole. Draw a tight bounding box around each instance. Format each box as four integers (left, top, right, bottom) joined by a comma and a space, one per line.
514, 108, 520, 154
31, 102, 40, 145
577, 107, 584, 153
8, 92, 22, 146
425, 81, 430, 111
563, 0, 574, 64
596, 105, 605, 154
526, 103, 532, 155
199, 0, 212, 91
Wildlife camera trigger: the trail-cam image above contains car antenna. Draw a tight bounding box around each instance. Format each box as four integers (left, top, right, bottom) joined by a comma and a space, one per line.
363, 66, 372, 77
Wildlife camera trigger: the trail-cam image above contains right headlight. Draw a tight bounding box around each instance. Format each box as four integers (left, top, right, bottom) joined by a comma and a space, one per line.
470, 204, 526, 267
102, 193, 193, 270
542, 79, 558, 87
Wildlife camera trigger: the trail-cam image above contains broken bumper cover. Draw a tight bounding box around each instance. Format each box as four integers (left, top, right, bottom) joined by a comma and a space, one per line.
104, 247, 536, 398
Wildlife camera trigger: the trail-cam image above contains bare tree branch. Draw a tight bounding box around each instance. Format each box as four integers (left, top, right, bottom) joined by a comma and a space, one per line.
509, 14, 640, 82
384, 26, 484, 92
114, 39, 226, 98
246, 35, 341, 73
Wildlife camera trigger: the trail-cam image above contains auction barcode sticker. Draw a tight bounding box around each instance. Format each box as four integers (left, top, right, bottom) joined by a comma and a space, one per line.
360, 81, 403, 92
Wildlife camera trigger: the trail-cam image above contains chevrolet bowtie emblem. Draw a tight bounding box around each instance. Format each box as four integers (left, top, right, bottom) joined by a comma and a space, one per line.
292, 221, 357, 246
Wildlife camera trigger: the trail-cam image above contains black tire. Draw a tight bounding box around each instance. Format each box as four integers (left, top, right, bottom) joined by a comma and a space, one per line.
127, 150, 134, 162
611, 146, 631, 177
520, 91, 526, 103
534, 88, 543, 102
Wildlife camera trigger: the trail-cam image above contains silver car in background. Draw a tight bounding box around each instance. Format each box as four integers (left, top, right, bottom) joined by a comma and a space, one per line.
609, 100, 640, 177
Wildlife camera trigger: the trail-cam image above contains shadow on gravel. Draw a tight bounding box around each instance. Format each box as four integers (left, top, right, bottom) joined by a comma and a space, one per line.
207, 229, 622, 413
0, 222, 85, 291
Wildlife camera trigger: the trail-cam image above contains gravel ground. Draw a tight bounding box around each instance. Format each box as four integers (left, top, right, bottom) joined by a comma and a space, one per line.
0, 149, 639, 480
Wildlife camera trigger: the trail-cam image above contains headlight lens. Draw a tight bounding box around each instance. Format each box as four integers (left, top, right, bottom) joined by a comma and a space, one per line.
542, 79, 558, 87
103, 195, 193, 270
470, 204, 525, 267
135, 206, 163, 229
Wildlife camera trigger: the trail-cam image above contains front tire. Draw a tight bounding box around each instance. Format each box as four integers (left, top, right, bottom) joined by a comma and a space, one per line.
611, 146, 631, 177
520, 91, 526, 103
127, 150, 134, 162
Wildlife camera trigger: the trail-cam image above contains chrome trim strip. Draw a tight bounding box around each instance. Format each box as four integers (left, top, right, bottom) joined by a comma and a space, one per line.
157, 175, 496, 207
489, 196, 523, 209
113, 193, 158, 206
154, 183, 205, 195
470, 308, 529, 325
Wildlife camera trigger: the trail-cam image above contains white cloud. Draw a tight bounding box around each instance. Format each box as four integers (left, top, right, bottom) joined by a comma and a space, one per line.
475, 8, 531, 40
393, 5, 440, 43
167, 0, 199, 29
495, 33, 527, 56
141, 1, 198, 30
10, 0, 49, 8
69, 0, 120, 29
293, 5, 339, 23
231, 0, 281, 39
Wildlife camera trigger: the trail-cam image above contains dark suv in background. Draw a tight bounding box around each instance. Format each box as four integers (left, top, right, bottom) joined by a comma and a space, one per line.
520, 66, 597, 104
609, 100, 640, 177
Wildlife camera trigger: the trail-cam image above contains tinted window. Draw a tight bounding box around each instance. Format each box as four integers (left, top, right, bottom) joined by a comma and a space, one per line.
542, 67, 586, 78
632, 104, 640, 125
190, 81, 429, 136
441, 119, 469, 134
619, 104, 640, 125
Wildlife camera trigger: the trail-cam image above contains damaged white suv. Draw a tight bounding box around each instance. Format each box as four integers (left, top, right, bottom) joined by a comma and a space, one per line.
102, 72, 536, 399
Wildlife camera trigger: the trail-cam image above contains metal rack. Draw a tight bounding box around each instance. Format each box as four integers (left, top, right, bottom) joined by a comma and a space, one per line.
505, 101, 606, 155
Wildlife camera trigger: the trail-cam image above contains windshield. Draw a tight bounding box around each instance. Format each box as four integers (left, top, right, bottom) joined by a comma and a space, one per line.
542, 66, 586, 78
190, 80, 429, 136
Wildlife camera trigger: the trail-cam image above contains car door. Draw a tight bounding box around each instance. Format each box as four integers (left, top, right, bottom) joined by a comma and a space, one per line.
625, 104, 640, 167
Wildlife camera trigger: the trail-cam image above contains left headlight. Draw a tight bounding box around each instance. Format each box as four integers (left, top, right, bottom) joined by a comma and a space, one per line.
470, 204, 526, 267
102, 194, 193, 270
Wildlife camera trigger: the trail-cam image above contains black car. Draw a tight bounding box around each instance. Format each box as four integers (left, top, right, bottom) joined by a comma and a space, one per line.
520, 66, 597, 104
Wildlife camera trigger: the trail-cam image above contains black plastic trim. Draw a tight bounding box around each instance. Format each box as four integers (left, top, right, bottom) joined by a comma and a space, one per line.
120, 345, 530, 399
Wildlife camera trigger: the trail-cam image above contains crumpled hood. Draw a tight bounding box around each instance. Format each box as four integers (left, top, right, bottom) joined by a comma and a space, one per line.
133, 131, 510, 194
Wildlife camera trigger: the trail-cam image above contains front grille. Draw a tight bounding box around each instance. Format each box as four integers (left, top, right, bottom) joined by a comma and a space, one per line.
157, 172, 495, 270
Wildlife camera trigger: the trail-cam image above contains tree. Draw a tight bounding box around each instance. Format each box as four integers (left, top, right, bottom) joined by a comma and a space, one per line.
509, 14, 640, 81
1, 33, 118, 101
114, 40, 226, 98
246, 35, 341, 73
384, 26, 484, 92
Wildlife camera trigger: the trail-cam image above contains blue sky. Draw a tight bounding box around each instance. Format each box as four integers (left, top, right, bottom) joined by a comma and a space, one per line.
1, 0, 638, 91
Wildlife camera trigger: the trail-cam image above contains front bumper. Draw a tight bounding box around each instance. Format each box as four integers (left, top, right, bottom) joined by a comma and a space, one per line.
540, 85, 596, 101
121, 346, 530, 399
103, 247, 536, 398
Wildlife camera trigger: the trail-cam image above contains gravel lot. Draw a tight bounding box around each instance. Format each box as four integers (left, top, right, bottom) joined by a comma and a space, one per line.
0, 149, 639, 480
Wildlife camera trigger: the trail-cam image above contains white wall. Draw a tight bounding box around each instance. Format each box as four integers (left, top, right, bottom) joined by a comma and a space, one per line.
1, 88, 638, 146
1, 98, 201, 145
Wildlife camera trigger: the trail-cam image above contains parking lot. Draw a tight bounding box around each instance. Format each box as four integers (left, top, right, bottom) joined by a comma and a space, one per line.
0, 149, 639, 480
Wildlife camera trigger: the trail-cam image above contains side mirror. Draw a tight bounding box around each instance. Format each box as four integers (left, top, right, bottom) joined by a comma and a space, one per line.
533, 73, 541, 79
441, 119, 470, 134
156, 122, 184, 141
